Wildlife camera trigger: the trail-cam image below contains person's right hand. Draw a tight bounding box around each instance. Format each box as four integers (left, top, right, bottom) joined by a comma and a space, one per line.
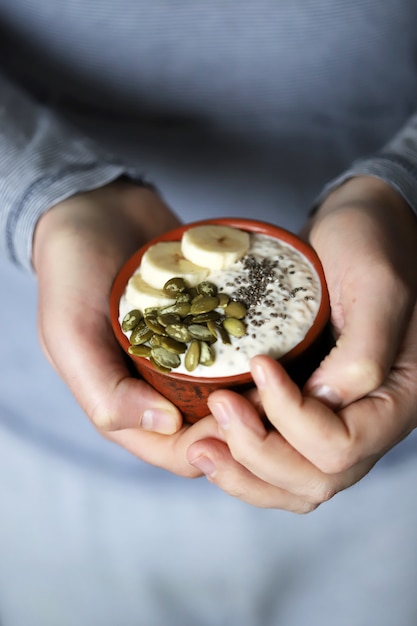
32, 179, 220, 476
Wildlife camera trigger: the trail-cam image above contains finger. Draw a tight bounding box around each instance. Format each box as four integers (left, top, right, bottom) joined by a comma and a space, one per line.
109, 414, 220, 477
189, 396, 380, 509
188, 436, 378, 510
209, 382, 369, 494
188, 437, 318, 512
243, 386, 265, 416
250, 355, 410, 474
205, 390, 342, 501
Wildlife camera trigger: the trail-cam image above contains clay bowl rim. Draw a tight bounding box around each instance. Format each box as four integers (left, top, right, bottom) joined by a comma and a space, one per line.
110, 217, 330, 386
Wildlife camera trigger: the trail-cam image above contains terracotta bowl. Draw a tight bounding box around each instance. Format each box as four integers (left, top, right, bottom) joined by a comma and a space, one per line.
110, 218, 330, 423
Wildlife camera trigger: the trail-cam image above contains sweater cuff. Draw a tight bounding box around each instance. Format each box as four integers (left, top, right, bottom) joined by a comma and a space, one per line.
314, 153, 417, 216
7, 164, 147, 271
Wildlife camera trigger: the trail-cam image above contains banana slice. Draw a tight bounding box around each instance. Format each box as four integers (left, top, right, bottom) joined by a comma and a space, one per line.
125, 273, 176, 309
181, 225, 250, 270
140, 241, 209, 290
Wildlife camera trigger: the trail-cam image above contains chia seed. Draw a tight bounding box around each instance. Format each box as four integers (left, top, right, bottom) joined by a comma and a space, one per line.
231, 254, 278, 311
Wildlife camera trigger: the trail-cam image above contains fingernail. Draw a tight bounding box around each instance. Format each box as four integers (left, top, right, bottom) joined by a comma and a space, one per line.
209, 401, 230, 429
189, 455, 216, 477
251, 360, 267, 389
141, 409, 177, 434
309, 385, 342, 409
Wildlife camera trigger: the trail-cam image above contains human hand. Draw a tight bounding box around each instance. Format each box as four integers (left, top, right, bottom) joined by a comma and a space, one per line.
186, 176, 417, 508
33, 179, 218, 476
302, 175, 417, 407
187, 326, 417, 510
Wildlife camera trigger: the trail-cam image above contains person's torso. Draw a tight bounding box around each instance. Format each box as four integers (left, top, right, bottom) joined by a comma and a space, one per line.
1, 0, 417, 464
1, 0, 416, 138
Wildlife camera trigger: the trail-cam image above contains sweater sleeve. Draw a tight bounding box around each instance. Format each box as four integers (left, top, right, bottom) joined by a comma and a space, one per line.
0, 71, 146, 271
315, 112, 417, 215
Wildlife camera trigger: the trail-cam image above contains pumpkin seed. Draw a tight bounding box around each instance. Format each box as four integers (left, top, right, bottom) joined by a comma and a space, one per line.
159, 302, 191, 317
208, 320, 231, 344
165, 323, 191, 343
151, 347, 181, 369
128, 344, 152, 357
144, 315, 167, 335
175, 292, 192, 304
217, 293, 230, 308
217, 324, 231, 344
122, 309, 143, 332
191, 310, 222, 323
157, 312, 181, 327
197, 281, 218, 297
160, 336, 187, 354
149, 334, 163, 347
130, 321, 154, 345
188, 324, 217, 343
149, 356, 171, 373
199, 341, 215, 366
222, 317, 247, 338
207, 320, 219, 339
190, 295, 219, 315
163, 277, 187, 296
190, 293, 204, 305
225, 300, 247, 320
184, 340, 200, 372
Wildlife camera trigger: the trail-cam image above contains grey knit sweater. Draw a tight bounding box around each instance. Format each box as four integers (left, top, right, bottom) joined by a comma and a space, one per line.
1, 0, 417, 269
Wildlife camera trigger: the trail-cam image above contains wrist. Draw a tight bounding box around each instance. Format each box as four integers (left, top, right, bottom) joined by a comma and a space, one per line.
33, 180, 180, 274
317, 175, 411, 217
309, 175, 416, 245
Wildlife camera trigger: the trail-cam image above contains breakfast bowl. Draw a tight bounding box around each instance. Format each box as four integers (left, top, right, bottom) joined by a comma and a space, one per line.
110, 218, 330, 423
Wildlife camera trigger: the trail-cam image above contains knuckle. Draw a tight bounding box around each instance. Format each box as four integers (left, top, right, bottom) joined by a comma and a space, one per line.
316, 449, 355, 475
305, 479, 337, 504
348, 357, 386, 394
221, 477, 249, 501
313, 428, 362, 475
90, 405, 118, 431
231, 445, 252, 469
294, 500, 320, 515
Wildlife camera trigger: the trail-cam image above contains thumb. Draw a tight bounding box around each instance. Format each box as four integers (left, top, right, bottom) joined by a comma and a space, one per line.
304, 268, 411, 408
39, 306, 182, 435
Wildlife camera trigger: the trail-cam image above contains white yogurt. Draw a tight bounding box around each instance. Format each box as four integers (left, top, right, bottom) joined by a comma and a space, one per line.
119, 233, 321, 377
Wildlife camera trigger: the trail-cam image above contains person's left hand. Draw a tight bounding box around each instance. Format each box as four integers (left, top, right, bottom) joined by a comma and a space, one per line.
186, 177, 417, 511
186, 327, 417, 511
